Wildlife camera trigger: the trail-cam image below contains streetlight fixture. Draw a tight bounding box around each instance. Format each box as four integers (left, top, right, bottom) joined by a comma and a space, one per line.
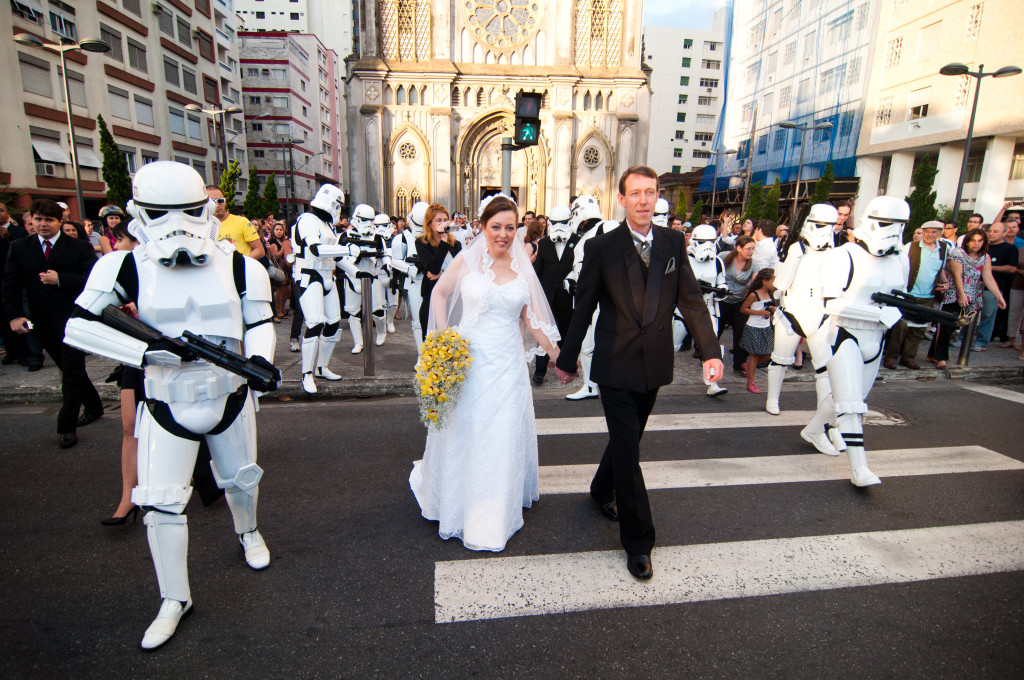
184, 104, 243, 184
707, 148, 738, 218
778, 120, 833, 223
939, 62, 1022, 223
13, 32, 109, 219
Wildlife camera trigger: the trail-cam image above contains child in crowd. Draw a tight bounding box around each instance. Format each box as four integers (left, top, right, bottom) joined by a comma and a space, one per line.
739, 268, 776, 393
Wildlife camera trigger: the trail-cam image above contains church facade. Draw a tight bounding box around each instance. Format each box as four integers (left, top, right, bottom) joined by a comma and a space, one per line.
344, 1, 651, 219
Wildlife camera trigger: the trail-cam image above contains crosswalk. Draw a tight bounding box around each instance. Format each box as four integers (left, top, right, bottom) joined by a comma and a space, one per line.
432, 407, 1024, 625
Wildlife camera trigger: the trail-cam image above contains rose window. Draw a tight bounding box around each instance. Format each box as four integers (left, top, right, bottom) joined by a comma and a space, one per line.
399, 142, 418, 161
583, 146, 601, 168
465, 1, 542, 50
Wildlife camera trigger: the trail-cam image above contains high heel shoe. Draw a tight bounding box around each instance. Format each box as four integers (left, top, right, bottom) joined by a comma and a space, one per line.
101, 505, 140, 526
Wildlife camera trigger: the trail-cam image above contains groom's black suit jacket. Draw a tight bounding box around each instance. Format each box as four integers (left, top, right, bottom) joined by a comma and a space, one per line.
556, 222, 720, 393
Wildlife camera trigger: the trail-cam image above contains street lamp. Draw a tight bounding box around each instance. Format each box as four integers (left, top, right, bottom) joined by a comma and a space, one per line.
13, 32, 109, 219
278, 138, 303, 224
708, 148, 738, 218
184, 104, 243, 184
939, 62, 1022, 223
778, 120, 833, 223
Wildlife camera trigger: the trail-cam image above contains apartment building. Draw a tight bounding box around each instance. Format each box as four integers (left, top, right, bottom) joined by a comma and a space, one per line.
854, 0, 1024, 222
234, 0, 355, 61
239, 30, 342, 215
2, 0, 248, 218
643, 10, 727, 176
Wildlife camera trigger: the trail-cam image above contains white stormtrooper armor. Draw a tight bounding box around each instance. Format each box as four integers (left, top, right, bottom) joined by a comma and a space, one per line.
63, 161, 278, 650
765, 204, 838, 456
390, 201, 429, 350
293, 183, 347, 393
569, 194, 603, 236
805, 196, 911, 487
652, 198, 670, 228
337, 203, 389, 353
563, 216, 617, 400
678, 224, 728, 397
372, 213, 400, 333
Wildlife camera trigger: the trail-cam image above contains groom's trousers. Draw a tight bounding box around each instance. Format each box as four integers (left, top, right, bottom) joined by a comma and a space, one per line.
593, 385, 658, 556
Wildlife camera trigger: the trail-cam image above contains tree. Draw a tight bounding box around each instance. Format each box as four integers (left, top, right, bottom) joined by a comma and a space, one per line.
218, 159, 242, 206
261, 174, 279, 219
809, 161, 836, 206
905, 154, 938, 238
744, 181, 764, 221
97, 114, 131, 208
937, 203, 970, 234
675, 191, 688, 219
688, 199, 704, 225
763, 178, 781, 223
242, 166, 263, 219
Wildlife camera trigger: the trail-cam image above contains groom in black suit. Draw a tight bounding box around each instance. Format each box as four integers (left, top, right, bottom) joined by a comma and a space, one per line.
555, 166, 723, 579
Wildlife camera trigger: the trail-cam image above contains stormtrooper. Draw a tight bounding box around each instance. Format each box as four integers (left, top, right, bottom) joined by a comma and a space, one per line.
531, 205, 577, 384
652, 197, 671, 228
562, 195, 612, 400
390, 201, 429, 350
764, 204, 840, 456
807, 196, 911, 487
372, 212, 400, 333
292, 183, 348, 393
337, 203, 389, 354
679, 224, 728, 397
63, 161, 280, 649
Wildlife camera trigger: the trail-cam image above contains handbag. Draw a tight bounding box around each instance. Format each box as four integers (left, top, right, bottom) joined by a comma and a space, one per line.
266, 262, 286, 284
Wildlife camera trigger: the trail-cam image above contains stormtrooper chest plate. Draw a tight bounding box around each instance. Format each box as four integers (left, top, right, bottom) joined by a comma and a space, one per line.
847, 248, 906, 307
689, 258, 719, 286
136, 250, 243, 341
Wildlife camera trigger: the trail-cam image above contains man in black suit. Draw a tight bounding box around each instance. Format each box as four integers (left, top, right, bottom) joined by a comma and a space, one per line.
555, 166, 723, 580
3, 199, 103, 448
531, 206, 579, 384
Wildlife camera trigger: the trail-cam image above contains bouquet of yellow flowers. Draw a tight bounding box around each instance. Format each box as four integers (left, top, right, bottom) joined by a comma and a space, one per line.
414, 328, 472, 428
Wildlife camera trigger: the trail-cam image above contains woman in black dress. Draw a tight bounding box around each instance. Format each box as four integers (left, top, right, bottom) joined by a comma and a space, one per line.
416, 203, 461, 341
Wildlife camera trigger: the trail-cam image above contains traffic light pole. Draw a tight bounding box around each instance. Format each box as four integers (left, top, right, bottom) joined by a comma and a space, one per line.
501, 136, 513, 196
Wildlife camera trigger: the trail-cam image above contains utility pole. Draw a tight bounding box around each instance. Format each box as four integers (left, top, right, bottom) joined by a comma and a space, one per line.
501, 136, 513, 196
740, 102, 758, 215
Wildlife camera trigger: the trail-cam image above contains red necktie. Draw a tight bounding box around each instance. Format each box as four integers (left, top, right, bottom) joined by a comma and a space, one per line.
43, 240, 51, 261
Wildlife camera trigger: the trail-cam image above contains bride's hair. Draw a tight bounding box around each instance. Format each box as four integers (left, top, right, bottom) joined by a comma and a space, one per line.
480, 196, 518, 227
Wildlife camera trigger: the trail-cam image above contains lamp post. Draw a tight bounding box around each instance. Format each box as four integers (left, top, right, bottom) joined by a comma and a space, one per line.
13, 33, 109, 219
778, 120, 833, 223
938, 62, 1022, 224
291, 151, 324, 215
278, 138, 303, 223
185, 104, 243, 184
708, 148, 738, 218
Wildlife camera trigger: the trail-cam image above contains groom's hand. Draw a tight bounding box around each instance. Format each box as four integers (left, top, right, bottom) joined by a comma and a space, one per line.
703, 358, 725, 383
554, 366, 577, 385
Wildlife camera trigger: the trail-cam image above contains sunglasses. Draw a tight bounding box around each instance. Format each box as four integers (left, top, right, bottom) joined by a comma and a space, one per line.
212, 198, 226, 205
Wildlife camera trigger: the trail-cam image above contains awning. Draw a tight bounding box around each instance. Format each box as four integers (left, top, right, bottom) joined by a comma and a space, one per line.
32, 139, 70, 164
15, 0, 44, 14
76, 146, 103, 168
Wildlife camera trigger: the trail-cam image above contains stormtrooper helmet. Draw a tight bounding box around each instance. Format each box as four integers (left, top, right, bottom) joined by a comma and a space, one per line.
652, 198, 670, 228
126, 161, 217, 267
801, 204, 839, 251
853, 196, 909, 256
310, 184, 344, 224
570, 195, 603, 234
350, 203, 375, 237
688, 224, 719, 262
548, 205, 572, 243
407, 201, 429, 237
372, 213, 393, 238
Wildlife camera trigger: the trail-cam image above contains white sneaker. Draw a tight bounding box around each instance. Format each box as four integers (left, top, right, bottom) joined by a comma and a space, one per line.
800, 427, 839, 456
566, 384, 599, 400
289, 338, 300, 352
351, 344, 363, 355
239, 530, 270, 570
141, 598, 193, 650
706, 383, 728, 398
301, 373, 317, 394
315, 367, 342, 381
851, 466, 882, 487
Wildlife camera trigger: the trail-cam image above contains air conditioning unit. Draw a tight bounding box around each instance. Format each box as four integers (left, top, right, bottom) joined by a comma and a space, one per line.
191, 29, 201, 39
701, 141, 707, 147
707, 88, 713, 92
151, 2, 162, 15
35, 162, 56, 176
736, 159, 748, 170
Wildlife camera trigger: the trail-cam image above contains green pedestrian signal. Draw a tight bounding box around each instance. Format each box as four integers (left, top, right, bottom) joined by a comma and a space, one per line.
514, 92, 542, 147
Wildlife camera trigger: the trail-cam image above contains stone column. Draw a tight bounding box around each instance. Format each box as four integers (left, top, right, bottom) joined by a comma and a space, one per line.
854, 156, 883, 223
886, 151, 916, 199
934, 143, 965, 211
975, 136, 1015, 222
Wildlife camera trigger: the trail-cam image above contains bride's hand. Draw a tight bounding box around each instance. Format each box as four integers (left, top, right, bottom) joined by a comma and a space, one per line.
547, 346, 560, 363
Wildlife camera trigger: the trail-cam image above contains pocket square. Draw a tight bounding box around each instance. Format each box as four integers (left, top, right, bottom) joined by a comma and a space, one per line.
665, 257, 676, 274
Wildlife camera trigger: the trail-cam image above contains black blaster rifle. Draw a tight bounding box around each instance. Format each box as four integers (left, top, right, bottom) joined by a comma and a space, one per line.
339, 234, 385, 264
100, 305, 281, 392
870, 289, 959, 327
698, 282, 731, 298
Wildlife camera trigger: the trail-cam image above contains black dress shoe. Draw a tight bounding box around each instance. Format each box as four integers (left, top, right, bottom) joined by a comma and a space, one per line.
592, 495, 618, 521
1, 353, 18, 366
532, 372, 545, 385
59, 433, 78, 449
627, 554, 653, 580
27, 362, 43, 372
76, 410, 103, 427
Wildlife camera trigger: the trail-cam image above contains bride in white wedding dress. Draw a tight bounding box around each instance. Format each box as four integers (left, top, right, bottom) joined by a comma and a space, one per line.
409, 195, 562, 551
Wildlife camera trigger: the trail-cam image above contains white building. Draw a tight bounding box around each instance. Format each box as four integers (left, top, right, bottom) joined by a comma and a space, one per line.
235, 0, 355, 61
643, 10, 727, 175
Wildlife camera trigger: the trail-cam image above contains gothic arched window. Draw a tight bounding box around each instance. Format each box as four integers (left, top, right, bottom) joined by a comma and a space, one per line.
381, 0, 432, 60
411, 187, 422, 204
396, 85, 406, 105
409, 85, 419, 105
396, 186, 409, 218
584, 92, 592, 111
574, 0, 623, 68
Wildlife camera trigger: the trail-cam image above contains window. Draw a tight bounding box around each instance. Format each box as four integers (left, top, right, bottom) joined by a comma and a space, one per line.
169, 108, 185, 135
773, 129, 787, 151
706, 41, 720, 51
108, 86, 131, 120
56, 67, 86, 106
673, 149, 683, 158
12, 0, 45, 24
676, 112, 686, 122
19, 54, 52, 97
693, 150, 711, 159
758, 135, 768, 155
255, 11, 265, 19
765, 51, 777, 75
803, 31, 816, 60
274, 123, 290, 134
819, 65, 846, 94
783, 41, 796, 65
964, 146, 985, 183
49, 11, 77, 39
123, 0, 141, 15
699, 78, 719, 88
885, 37, 903, 69
683, 39, 693, 49
271, 96, 288, 107
813, 119, 833, 143
848, 56, 862, 86
163, 57, 180, 87
1009, 143, 1024, 181
798, 78, 811, 103
780, 85, 792, 108
182, 67, 197, 94
840, 110, 855, 137
674, 130, 685, 140
908, 87, 930, 119
701, 59, 721, 70
678, 94, 688, 104
698, 96, 716, 106
176, 17, 191, 47
290, 12, 299, 20
271, 68, 286, 80
202, 75, 218, 105
966, 3, 982, 40
127, 39, 147, 73
249, 96, 261, 105
742, 103, 753, 121
694, 132, 714, 142
247, 68, 259, 77
253, 150, 265, 158
121, 147, 137, 174
142, 151, 159, 165
672, 165, 681, 173
679, 76, 689, 86
696, 114, 716, 124
134, 96, 154, 127
875, 95, 893, 127
156, 6, 174, 37
829, 11, 852, 43
100, 25, 123, 62
681, 57, 691, 68
192, 160, 206, 181
187, 114, 202, 141
196, 32, 214, 61
251, 123, 263, 132
763, 92, 774, 113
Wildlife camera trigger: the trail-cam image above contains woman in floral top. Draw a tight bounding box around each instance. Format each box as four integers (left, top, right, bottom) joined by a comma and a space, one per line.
928, 227, 1006, 367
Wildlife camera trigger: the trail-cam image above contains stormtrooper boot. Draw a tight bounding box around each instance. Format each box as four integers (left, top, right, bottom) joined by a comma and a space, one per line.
847, 445, 881, 487
224, 486, 270, 569
300, 336, 320, 394
800, 393, 839, 456
386, 305, 397, 334
566, 353, 599, 400
765, 364, 786, 415
348, 316, 364, 354
141, 512, 192, 650
373, 312, 387, 346
314, 333, 342, 381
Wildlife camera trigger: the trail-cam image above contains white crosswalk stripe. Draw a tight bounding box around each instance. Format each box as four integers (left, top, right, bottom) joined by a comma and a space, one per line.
960, 383, 1024, 406
535, 409, 902, 435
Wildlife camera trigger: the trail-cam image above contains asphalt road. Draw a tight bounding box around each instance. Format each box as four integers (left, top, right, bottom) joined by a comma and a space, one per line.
1, 377, 1022, 679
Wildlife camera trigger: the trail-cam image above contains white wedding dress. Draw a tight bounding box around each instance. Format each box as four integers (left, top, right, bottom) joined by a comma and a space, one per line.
409, 267, 540, 552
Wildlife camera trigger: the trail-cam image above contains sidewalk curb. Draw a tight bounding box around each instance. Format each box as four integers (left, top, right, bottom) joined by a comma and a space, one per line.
3, 365, 1020, 404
